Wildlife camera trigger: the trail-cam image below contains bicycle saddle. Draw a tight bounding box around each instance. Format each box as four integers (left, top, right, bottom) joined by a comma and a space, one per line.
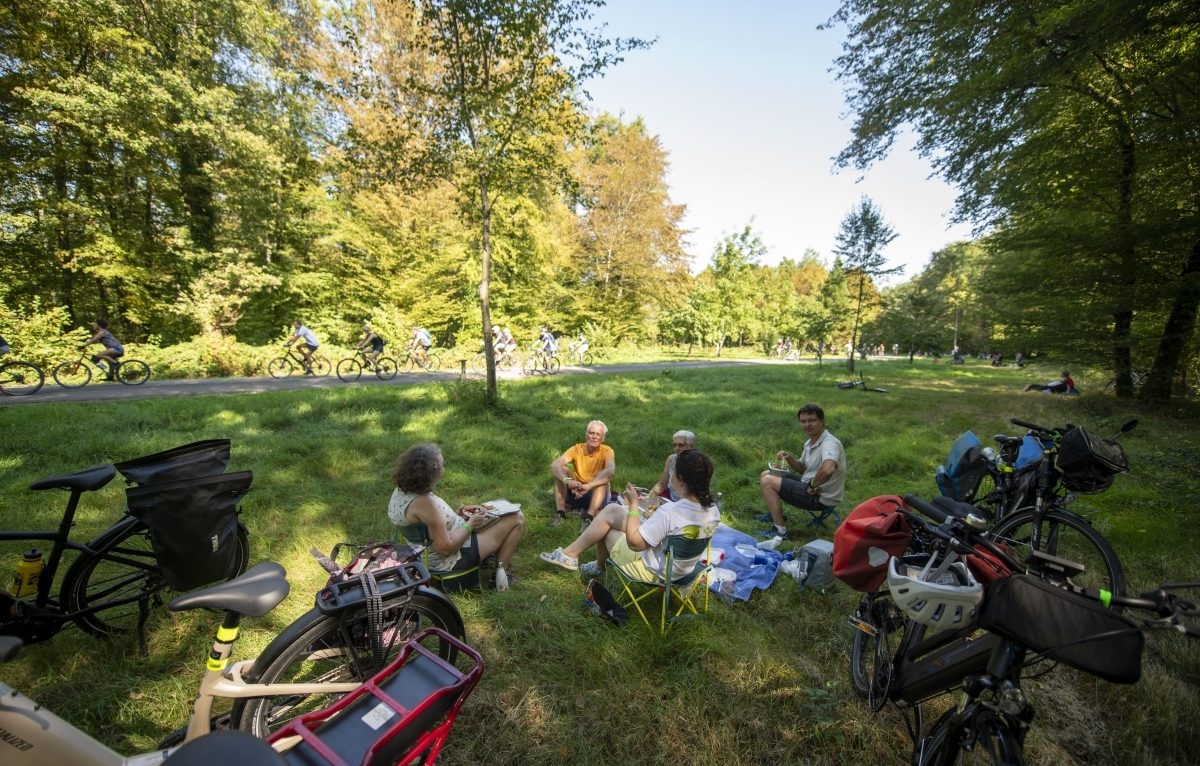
992, 434, 1023, 445
168, 561, 290, 618
28, 463, 117, 493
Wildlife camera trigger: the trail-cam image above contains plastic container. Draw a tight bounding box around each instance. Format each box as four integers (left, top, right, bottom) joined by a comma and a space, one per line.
734, 544, 772, 565
494, 565, 509, 592
12, 548, 43, 598
757, 536, 784, 551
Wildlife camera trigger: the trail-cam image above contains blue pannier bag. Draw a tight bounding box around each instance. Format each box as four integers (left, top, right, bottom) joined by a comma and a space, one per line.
936, 431, 987, 502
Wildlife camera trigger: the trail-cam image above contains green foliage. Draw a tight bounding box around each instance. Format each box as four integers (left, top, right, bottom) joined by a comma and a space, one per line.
0, 288, 74, 368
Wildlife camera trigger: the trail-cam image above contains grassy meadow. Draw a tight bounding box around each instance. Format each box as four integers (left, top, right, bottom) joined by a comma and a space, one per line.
1, 359, 1197, 765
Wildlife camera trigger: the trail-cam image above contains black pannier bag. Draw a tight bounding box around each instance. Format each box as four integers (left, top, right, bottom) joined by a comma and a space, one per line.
977, 574, 1143, 684
115, 439, 232, 486
1055, 427, 1128, 494
126, 471, 252, 590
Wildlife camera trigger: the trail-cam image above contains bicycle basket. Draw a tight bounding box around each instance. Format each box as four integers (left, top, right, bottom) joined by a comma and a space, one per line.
1056, 427, 1128, 494
977, 574, 1143, 683
125, 470, 251, 590
114, 439, 232, 486
935, 431, 987, 502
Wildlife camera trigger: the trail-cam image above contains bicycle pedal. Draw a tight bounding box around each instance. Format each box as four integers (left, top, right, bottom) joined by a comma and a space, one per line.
848, 615, 878, 636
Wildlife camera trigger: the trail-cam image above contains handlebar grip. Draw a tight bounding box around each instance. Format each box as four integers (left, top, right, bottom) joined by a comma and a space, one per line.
1010, 418, 1048, 433
902, 494, 950, 524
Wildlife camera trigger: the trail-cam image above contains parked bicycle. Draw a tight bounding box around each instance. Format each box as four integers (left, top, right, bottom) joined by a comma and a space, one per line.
268, 346, 331, 378
403, 346, 443, 373
336, 348, 399, 383
1, 554, 478, 766
846, 494, 1198, 766
836, 373, 888, 393
942, 418, 1135, 595
523, 348, 560, 375
1105, 368, 1147, 392
0, 357, 45, 396
52, 352, 151, 388
1, 440, 250, 653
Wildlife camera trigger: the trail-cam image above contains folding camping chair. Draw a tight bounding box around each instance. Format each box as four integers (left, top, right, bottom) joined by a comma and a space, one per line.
395, 523, 482, 593
608, 534, 712, 634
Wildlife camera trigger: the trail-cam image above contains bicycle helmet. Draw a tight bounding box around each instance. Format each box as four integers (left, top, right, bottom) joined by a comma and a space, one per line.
887, 556, 983, 629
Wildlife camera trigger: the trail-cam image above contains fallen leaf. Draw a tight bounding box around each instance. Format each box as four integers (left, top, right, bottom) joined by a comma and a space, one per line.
128, 691, 144, 700
538, 594, 547, 604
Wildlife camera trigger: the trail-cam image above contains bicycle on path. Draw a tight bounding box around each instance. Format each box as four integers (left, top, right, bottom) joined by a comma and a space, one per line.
403, 346, 443, 373
336, 348, 398, 383
1, 552, 478, 765
470, 347, 519, 373
846, 494, 1198, 766
268, 347, 331, 378
523, 348, 560, 375
53, 352, 151, 388
1, 440, 250, 653
0, 357, 45, 396
836, 372, 888, 393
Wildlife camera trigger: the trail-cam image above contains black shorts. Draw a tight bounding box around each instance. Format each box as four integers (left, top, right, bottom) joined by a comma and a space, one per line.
447, 533, 481, 572
566, 484, 607, 512
370, 339, 384, 352
779, 475, 831, 512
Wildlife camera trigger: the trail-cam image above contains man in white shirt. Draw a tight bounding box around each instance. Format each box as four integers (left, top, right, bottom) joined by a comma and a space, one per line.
756, 403, 847, 538
286, 320, 320, 375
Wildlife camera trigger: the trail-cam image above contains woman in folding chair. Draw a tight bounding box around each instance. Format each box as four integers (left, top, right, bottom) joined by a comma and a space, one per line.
540, 450, 720, 628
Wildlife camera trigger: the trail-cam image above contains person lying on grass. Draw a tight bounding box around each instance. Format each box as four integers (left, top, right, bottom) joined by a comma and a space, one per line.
388, 443, 525, 590
540, 448, 720, 580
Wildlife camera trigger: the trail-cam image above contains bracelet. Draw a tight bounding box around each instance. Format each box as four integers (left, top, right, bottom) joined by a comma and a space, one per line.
627, 510, 641, 519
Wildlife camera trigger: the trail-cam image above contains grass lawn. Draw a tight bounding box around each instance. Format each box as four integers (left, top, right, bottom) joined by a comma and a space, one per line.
1, 359, 1197, 765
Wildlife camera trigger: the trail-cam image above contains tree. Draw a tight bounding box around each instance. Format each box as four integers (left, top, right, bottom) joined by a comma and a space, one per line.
831, 197, 900, 371
706, 225, 765, 356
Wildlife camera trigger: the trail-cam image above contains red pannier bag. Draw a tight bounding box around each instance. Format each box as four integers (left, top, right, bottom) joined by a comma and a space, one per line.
833, 495, 912, 592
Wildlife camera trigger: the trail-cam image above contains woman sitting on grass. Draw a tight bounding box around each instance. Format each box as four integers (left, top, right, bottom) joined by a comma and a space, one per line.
388, 443, 525, 589
540, 449, 720, 580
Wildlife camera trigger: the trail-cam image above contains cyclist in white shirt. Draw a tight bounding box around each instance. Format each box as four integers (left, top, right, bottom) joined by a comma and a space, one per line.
286, 320, 320, 374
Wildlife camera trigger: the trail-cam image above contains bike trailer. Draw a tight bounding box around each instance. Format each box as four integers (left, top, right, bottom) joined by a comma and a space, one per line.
1055, 427, 1129, 494
833, 496, 912, 592
115, 439, 232, 486
125, 471, 251, 590
935, 431, 987, 502
977, 574, 1143, 683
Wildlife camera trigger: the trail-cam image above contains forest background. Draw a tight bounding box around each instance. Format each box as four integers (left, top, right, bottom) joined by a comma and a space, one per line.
1, 0, 1198, 403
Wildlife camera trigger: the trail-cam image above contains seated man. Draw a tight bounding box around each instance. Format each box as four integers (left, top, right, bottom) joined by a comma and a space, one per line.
540, 449, 720, 579
549, 420, 615, 527
756, 403, 847, 538
1024, 370, 1076, 394
650, 430, 696, 502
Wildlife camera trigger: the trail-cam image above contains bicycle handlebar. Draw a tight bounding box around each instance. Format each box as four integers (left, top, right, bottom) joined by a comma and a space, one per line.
902, 494, 950, 524
1010, 417, 1056, 435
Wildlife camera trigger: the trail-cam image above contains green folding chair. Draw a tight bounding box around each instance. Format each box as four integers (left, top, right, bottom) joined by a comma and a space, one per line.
608, 534, 713, 634
395, 522, 482, 593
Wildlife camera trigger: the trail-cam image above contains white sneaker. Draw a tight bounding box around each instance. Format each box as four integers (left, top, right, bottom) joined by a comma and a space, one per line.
539, 548, 579, 571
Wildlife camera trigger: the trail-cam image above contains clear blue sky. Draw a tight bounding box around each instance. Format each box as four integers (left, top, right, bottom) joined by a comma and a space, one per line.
584, 0, 974, 281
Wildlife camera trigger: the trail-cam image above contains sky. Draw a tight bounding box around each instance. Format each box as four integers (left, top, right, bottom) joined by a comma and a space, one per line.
584, 1, 975, 281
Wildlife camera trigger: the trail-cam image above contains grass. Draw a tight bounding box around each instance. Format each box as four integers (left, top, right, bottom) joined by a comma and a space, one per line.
1, 358, 1198, 765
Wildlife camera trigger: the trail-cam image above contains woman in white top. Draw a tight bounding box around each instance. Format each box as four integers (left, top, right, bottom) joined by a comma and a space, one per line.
388, 443, 525, 588
540, 449, 720, 580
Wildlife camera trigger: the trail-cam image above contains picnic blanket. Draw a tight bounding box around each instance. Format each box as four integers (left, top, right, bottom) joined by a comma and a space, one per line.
707, 523, 784, 602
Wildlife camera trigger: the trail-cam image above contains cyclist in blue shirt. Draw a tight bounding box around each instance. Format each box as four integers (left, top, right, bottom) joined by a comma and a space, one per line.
286, 320, 320, 375
537, 327, 558, 357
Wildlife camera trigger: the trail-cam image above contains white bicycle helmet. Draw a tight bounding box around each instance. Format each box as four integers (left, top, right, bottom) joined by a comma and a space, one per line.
887, 556, 983, 629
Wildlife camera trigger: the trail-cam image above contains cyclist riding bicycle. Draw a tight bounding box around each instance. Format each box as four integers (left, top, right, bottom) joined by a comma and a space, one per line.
0, 333, 9, 356
356, 323, 385, 367
409, 326, 433, 366
568, 332, 588, 359
79, 319, 125, 381
537, 327, 558, 358
285, 320, 320, 375
490, 326, 515, 364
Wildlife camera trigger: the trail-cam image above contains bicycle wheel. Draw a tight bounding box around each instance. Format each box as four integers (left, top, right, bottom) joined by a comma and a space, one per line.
547, 356, 561, 374
989, 508, 1125, 594
234, 592, 464, 738
336, 358, 362, 382
523, 356, 539, 376
849, 593, 903, 710
0, 361, 45, 396
53, 360, 92, 388
63, 519, 251, 637
375, 356, 398, 380
267, 357, 293, 379
918, 707, 1025, 766
423, 353, 441, 372
117, 359, 151, 385
581, 351, 593, 367
311, 356, 332, 376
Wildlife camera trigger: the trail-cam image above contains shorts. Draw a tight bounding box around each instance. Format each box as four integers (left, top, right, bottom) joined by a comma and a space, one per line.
370, 339, 384, 352
609, 536, 659, 581
445, 533, 481, 572
304, 343, 319, 352
565, 484, 607, 511
780, 475, 833, 512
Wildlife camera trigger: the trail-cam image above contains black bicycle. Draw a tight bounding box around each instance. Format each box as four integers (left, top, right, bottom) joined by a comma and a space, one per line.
268, 346, 332, 378
52, 352, 151, 388
836, 373, 888, 393
336, 348, 399, 382
848, 494, 1198, 766
0, 357, 45, 396
0, 440, 250, 650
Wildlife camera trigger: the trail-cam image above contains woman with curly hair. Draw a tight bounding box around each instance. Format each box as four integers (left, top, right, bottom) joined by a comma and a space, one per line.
388, 443, 525, 589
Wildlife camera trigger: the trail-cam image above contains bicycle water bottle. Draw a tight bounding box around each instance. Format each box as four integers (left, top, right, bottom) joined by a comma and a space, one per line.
12, 548, 43, 598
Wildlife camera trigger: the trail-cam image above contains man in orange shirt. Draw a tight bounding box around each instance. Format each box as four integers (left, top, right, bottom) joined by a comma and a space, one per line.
550, 420, 616, 528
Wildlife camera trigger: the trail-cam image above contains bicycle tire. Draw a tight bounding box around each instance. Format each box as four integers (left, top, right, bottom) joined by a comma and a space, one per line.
63, 519, 251, 637
849, 594, 902, 710
375, 356, 398, 380
523, 356, 539, 376
470, 353, 487, 373
989, 507, 1125, 595
918, 707, 1025, 766
267, 357, 293, 379
234, 592, 464, 738
0, 361, 45, 396
311, 356, 332, 376
425, 353, 442, 372
53, 360, 92, 388
547, 356, 561, 374
117, 359, 151, 385
336, 358, 362, 382
581, 351, 593, 367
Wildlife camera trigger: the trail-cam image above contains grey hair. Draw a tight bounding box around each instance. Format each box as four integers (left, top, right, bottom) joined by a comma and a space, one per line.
673, 430, 696, 446
587, 419, 608, 437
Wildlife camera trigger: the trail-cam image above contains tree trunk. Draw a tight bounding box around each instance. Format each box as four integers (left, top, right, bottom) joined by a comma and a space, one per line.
479, 175, 497, 406
1140, 236, 1200, 404
848, 278, 864, 373
1109, 123, 1137, 398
